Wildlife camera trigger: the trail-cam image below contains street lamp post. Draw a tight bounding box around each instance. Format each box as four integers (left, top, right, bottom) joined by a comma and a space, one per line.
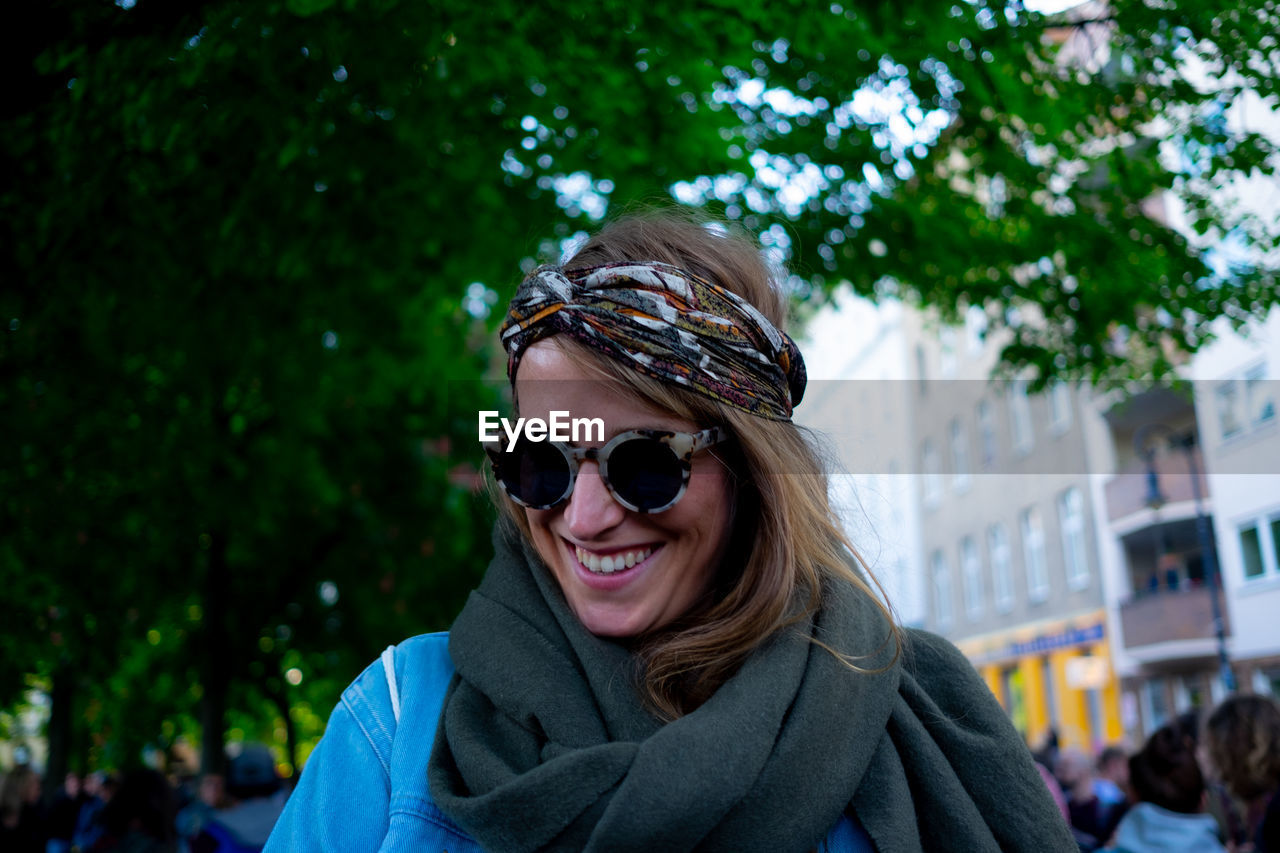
1134, 424, 1236, 694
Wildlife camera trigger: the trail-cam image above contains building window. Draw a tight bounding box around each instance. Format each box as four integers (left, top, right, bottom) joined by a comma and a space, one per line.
1239, 513, 1280, 581
940, 327, 957, 378
1240, 524, 1263, 579
1009, 378, 1034, 455
923, 440, 942, 508
1058, 487, 1090, 590
961, 536, 984, 621
1144, 677, 1171, 733
1000, 665, 1026, 735
989, 523, 1014, 613
950, 419, 971, 493
932, 549, 954, 630
977, 399, 997, 468
1021, 505, 1049, 602
1257, 667, 1280, 697
1217, 363, 1275, 442
1216, 381, 1244, 440
1049, 382, 1072, 434
1274, 516, 1280, 574
1174, 674, 1208, 715
1246, 364, 1275, 427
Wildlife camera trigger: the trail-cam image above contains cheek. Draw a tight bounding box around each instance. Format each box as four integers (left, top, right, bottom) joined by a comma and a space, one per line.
676, 470, 734, 555
524, 508, 557, 552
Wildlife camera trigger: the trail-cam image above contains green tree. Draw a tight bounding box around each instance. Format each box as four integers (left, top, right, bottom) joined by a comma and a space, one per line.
3, 0, 1277, 784
3, 0, 503, 779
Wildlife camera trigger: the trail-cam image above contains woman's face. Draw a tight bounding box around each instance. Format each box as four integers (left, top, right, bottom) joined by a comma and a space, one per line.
514, 340, 733, 637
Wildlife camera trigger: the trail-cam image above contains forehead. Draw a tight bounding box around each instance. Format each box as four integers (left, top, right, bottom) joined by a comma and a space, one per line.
515, 340, 693, 434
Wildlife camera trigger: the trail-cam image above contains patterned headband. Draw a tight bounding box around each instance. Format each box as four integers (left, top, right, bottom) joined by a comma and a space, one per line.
499, 261, 807, 420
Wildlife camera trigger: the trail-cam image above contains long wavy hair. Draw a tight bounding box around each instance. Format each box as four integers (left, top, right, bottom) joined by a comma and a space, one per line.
499, 209, 900, 719
1206, 694, 1280, 802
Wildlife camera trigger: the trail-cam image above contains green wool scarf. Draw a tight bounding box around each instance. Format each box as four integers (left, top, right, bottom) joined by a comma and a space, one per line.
427, 523, 1077, 853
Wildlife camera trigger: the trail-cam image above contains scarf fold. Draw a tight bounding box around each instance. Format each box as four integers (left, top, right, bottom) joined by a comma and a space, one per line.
427, 523, 1077, 853
499, 262, 807, 420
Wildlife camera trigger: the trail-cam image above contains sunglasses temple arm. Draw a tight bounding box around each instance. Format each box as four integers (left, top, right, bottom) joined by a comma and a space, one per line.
690, 426, 726, 453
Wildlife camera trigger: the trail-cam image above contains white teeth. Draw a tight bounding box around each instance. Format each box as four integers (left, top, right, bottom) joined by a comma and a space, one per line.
575, 545, 655, 574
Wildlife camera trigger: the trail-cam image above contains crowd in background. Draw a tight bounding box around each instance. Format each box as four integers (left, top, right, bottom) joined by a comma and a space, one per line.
1034, 694, 1280, 852
0, 743, 286, 853
3, 693, 1279, 852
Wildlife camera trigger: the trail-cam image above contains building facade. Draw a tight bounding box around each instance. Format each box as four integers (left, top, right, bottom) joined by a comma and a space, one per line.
800, 295, 1126, 752
1088, 384, 1230, 745
1194, 311, 1280, 698
796, 0, 1279, 754
906, 309, 1124, 753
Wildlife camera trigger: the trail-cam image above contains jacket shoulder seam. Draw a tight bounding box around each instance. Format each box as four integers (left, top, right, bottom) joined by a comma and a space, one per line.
339, 666, 396, 776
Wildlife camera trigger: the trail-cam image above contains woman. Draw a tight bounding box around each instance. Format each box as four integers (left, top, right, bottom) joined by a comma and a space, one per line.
88, 769, 180, 853
266, 212, 1076, 852
1205, 694, 1280, 853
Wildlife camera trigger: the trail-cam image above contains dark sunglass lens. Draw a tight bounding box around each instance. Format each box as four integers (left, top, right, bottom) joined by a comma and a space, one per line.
607, 439, 683, 510
505, 440, 570, 507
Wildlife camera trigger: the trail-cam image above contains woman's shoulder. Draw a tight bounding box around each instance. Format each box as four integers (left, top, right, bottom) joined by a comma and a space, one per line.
266, 633, 478, 853
897, 627, 979, 681
384, 631, 454, 685
894, 627, 1025, 738
334, 633, 454, 767
341, 632, 453, 718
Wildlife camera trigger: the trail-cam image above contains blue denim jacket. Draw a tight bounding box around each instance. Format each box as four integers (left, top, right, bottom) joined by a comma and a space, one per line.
265, 633, 873, 852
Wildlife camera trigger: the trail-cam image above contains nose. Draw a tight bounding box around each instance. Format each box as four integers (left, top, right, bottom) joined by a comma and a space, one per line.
563, 462, 626, 539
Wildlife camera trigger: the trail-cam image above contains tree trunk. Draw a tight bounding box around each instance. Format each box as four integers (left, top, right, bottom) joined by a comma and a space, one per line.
199, 530, 231, 777
43, 663, 73, 802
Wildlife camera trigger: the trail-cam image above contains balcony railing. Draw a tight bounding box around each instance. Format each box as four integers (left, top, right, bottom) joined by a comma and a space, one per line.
1105, 446, 1210, 522
1119, 584, 1230, 650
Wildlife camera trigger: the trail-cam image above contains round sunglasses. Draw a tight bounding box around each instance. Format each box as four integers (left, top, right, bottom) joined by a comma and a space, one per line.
486, 426, 727, 513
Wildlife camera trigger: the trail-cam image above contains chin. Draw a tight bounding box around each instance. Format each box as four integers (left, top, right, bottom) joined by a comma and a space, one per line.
573, 610, 643, 638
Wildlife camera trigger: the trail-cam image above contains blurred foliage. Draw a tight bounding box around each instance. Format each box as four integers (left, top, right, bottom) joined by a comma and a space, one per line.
2, 0, 1277, 774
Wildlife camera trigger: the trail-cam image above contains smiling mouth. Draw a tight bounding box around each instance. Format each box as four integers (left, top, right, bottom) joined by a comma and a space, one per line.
574, 544, 656, 574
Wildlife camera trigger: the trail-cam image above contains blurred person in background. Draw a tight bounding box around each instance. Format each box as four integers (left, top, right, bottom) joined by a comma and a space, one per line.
1206, 694, 1280, 853
1109, 724, 1225, 853
1057, 747, 1126, 850
190, 744, 282, 853
46, 771, 84, 853
1037, 759, 1071, 822
1, 763, 47, 852
87, 769, 177, 853
1037, 728, 1063, 773
1170, 709, 1249, 848
1096, 746, 1131, 809
175, 773, 223, 845
73, 772, 114, 852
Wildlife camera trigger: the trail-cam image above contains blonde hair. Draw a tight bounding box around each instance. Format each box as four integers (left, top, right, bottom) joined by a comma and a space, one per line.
1206, 694, 1280, 802
501, 209, 900, 718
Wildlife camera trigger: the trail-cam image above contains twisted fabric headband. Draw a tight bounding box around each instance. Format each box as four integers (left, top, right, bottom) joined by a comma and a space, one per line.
499, 261, 807, 420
